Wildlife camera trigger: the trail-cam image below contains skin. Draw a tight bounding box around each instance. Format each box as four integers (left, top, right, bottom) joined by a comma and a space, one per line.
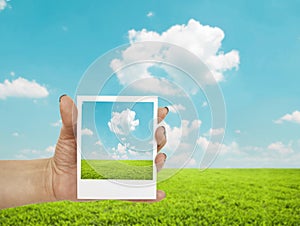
0, 95, 168, 209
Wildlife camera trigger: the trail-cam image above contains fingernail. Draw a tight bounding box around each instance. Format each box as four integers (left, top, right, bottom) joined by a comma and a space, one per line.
164, 106, 169, 113
59, 94, 67, 103
163, 153, 167, 161
162, 126, 166, 136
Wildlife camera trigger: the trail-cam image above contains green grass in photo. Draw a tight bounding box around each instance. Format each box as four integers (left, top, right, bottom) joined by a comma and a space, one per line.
81, 159, 153, 180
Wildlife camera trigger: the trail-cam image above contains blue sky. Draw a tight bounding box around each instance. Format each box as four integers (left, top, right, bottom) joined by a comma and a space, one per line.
81, 101, 154, 160
0, 0, 299, 168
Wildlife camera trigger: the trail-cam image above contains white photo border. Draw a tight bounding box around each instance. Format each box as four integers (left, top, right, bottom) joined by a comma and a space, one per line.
77, 95, 157, 199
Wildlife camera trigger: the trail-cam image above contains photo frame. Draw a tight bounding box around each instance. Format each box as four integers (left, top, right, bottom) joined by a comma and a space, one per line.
77, 96, 157, 199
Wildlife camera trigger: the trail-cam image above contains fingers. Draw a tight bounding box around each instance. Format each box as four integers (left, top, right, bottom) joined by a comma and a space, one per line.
155, 152, 167, 172
156, 126, 166, 152
59, 95, 78, 140
157, 107, 169, 124
53, 95, 78, 169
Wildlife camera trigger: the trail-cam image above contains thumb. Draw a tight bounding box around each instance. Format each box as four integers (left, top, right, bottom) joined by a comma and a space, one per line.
59, 94, 78, 140
53, 95, 78, 168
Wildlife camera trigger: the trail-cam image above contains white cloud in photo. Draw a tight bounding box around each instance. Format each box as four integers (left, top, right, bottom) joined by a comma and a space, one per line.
0, 0, 7, 10
167, 104, 186, 113
274, 111, 300, 124
0, 77, 49, 100
81, 128, 94, 136
51, 119, 62, 127
108, 108, 139, 135
116, 143, 127, 154
128, 149, 138, 156
10, 71, 15, 77
147, 11, 154, 17
267, 141, 294, 155
202, 101, 208, 107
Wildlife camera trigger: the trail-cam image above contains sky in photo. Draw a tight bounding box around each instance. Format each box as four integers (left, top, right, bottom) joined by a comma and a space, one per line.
0, 0, 300, 168
81, 101, 154, 160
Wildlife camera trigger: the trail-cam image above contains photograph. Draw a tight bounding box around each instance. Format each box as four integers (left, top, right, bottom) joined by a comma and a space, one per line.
80, 100, 154, 180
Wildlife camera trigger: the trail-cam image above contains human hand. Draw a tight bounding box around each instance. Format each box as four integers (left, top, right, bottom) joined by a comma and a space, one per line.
49, 95, 168, 202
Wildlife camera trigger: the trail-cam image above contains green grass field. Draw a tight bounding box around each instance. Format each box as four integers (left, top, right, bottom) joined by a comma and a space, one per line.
81, 160, 153, 180
1, 169, 299, 225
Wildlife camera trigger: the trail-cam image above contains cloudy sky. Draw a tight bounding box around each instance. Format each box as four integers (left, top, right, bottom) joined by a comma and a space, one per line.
0, 0, 299, 168
81, 101, 154, 161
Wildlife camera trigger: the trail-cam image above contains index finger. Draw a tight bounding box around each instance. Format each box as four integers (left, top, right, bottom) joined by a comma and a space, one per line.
157, 107, 169, 124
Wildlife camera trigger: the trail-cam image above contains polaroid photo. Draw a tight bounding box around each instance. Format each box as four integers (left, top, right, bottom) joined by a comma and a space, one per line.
77, 96, 157, 199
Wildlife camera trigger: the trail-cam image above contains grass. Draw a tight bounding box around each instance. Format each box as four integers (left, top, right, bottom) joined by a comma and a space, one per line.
1, 169, 299, 225
81, 160, 153, 180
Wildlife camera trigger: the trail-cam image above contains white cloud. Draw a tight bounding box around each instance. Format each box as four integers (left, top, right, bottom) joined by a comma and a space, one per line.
235, 129, 241, 134
167, 104, 186, 113
45, 145, 55, 153
10, 71, 15, 77
95, 140, 102, 146
202, 101, 208, 107
0, 77, 49, 100
186, 158, 196, 167
274, 111, 300, 124
267, 141, 294, 154
108, 108, 139, 135
0, 0, 7, 10
205, 128, 225, 136
81, 128, 94, 136
128, 149, 138, 156
127, 19, 240, 82
197, 136, 239, 155
147, 11, 154, 17
110, 19, 240, 96
51, 119, 62, 127
162, 119, 201, 152
12, 132, 19, 137
116, 143, 126, 154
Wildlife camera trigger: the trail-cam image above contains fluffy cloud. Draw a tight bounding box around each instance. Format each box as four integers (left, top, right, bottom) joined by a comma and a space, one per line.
110, 19, 240, 95
147, 11, 154, 17
274, 111, 300, 124
267, 141, 294, 154
197, 136, 240, 155
45, 145, 55, 153
108, 109, 139, 135
0, 0, 7, 10
163, 119, 201, 153
81, 128, 94, 136
204, 128, 225, 136
51, 119, 62, 127
0, 77, 49, 100
95, 140, 102, 146
167, 104, 186, 113
111, 143, 129, 160
128, 19, 239, 82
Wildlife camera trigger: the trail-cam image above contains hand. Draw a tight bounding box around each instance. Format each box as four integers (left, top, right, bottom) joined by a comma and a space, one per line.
50, 95, 169, 202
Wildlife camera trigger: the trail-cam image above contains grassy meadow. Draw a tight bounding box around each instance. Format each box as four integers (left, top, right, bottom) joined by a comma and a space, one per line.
81, 160, 153, 180
1, 169, 299, 225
